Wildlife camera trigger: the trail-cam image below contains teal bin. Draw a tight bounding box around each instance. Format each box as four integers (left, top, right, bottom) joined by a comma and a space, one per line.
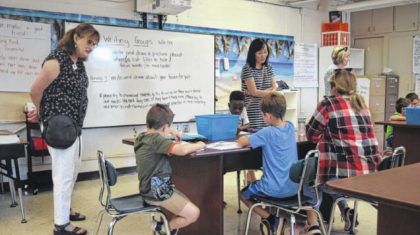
405, 107, 420, 125
195, 114, 239, 141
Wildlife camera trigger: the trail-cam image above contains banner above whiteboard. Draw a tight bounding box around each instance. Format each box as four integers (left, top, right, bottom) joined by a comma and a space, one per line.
293, 42, 318, 88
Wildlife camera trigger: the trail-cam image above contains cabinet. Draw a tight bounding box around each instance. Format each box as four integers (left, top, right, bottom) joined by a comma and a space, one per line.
369, 76, 399, 151
351, 8, 393, 36
394, 3, 418, 32
24, 112, 50, 195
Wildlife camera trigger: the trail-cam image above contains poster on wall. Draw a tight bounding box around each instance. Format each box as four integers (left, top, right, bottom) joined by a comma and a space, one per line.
413, 36, 420, 74
415, 74, 420, 97
293, 42, 318, 87
0, 18, 51, 92
356, 78, 370, 106
214, 34, 294, 110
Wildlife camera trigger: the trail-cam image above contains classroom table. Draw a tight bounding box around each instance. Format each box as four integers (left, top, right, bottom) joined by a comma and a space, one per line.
122, 134, 312, 235
375, 120, 420, 165
327, 163, 420, 235
0, 130, 28, 223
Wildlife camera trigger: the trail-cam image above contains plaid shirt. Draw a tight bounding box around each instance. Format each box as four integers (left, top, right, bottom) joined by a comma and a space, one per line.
306, 95, 381, 185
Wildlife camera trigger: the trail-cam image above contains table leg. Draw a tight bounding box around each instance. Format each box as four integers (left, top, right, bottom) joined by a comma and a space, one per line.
6, 159, 18, 207
169, 155, 223, 235
14, 158, 27, 223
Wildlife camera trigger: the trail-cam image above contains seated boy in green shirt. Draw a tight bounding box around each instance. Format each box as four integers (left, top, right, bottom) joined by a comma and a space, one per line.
134, 104, 206, 235
386, 98, 410, 147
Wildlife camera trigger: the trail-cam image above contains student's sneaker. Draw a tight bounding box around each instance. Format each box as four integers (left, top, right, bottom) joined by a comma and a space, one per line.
260, 217, 285, 235
342, 208, 359, 231
151, 221, 178, 235
299, 221, 321, 235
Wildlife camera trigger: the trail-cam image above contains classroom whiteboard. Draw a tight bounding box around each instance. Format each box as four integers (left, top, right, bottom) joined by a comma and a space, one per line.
0, 19, 51, 92
65, 22, 215, 128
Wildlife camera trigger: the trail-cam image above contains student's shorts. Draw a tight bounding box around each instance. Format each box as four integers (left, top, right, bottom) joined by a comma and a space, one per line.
241, 181, 268, 201
144, 189, 189, 215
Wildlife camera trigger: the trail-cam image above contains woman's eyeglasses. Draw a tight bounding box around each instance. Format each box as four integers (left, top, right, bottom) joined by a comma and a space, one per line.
87, 39, 98, 48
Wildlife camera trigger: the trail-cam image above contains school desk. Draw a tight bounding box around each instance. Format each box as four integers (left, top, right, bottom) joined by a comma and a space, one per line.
375, 120, 420, 165
122, 134, 312, 235
327, 163, 420, 235
0, 130, 28, 223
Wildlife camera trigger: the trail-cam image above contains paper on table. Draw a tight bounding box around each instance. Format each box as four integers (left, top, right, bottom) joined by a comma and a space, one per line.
0, 134, 20, 144
206, 141, 241, 150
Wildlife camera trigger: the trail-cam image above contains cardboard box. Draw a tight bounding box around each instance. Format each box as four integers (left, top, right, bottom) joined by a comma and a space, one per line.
369, 95, 385, 114
370, 76, 386, 96
371, 112, 385, 132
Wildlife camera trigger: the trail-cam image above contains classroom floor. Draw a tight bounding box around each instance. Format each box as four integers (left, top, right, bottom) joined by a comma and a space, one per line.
0, 171, 377, 235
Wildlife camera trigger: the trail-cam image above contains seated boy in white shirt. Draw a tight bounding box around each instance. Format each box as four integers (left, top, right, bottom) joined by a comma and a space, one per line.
224, 90, 249, 132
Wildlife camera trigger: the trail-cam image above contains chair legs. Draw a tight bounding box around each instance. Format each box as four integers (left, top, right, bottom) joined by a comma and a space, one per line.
108, 215, 126, 235
244, 202, 263, 235
237, 171, 242, 214
328, 197, 360, 235
289, 214, 296, 235
349, 201, 359, 234
94, 210, 107, 235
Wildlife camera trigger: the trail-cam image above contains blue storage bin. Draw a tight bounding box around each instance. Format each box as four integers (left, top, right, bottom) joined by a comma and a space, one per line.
405, 107, 420, 125
195, 114, 239, 141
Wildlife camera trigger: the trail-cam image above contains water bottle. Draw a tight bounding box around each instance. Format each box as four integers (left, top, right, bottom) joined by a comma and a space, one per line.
298, 111, 306, 136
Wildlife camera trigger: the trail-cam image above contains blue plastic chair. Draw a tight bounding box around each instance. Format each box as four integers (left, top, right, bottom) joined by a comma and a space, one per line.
94, 150, 170, 235
244, 150, 327, 235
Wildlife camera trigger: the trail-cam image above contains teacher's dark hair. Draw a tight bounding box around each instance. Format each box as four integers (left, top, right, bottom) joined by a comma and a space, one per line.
246, 38, 269, 68
57, 23, 100, 56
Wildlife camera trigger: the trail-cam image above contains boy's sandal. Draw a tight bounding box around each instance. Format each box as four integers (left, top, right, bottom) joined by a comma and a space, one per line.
70, 212, 86, 221
53, 223, 87, 235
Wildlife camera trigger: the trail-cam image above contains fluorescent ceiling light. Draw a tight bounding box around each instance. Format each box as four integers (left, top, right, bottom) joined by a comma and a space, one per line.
337, 0, 420, 12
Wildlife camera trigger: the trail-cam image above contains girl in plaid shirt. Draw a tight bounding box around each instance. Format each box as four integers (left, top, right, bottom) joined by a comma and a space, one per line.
301, 69, 381, 235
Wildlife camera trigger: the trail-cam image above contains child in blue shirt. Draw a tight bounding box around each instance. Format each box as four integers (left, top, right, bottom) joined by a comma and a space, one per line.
238, 92, 299, 234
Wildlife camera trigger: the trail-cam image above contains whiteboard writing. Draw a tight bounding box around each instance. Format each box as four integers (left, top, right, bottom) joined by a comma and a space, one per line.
0, 19, 51, 92
66, 22, 214, 128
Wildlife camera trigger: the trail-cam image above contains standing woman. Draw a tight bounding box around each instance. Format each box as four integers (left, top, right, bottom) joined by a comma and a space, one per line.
323, 46, 350, 96
241, 39, 277, 183
28, 23, 99, 235
301, 69, 381, 235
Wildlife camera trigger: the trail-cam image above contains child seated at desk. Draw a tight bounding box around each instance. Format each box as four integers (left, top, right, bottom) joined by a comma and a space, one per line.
237, 92, 298, 234
386, 98, 410, 147
222, 90, 250, 132
134, 104, 206, 235
405, 92, 419, 107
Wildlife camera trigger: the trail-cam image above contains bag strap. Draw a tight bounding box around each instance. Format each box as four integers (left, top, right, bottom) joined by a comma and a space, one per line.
246, 65, 265, 110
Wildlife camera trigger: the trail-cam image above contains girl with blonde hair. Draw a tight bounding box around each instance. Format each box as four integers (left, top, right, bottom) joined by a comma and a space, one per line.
300, 69, 381, 235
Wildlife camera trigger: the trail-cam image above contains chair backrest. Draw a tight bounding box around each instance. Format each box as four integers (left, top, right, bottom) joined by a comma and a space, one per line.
289, 150, 320, 207
378, 146, 405, 171
97, 150, 118, 208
